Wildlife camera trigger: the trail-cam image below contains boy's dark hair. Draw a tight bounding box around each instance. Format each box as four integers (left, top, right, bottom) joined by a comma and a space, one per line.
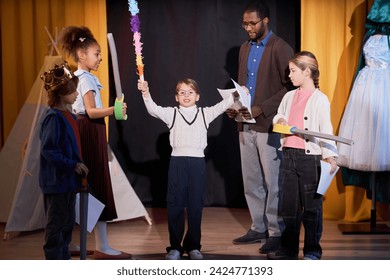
244, 0, 270, 20
41, 63, 79, 107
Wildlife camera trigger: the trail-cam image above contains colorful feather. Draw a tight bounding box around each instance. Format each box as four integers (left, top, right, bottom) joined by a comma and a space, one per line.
128, 0, 144, 80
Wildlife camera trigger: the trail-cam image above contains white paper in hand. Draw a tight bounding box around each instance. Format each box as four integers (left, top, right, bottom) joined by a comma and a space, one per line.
75, 193, 105, 232
317, 161, 339, 195
217, 79, 255, 123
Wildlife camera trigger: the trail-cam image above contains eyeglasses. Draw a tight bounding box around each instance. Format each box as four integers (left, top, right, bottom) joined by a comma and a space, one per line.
241, 19, 262, 29
177, 89, 196, 96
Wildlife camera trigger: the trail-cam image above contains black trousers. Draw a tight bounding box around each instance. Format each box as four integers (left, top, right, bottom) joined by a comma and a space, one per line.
166, 156, 205, 254
279, 148, 323, 258
43, 192, 76, 260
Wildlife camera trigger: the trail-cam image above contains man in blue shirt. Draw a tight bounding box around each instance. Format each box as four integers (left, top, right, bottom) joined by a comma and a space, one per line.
227, 0, 294, 254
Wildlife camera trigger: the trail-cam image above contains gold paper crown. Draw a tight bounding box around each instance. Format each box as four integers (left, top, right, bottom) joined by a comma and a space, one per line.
41, 62, 75, 93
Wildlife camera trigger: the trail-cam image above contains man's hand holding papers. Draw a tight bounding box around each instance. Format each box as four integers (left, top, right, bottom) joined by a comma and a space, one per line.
218, 79, 256, 123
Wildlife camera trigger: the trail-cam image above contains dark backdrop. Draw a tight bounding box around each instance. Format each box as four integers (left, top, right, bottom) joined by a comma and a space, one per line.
106, 0, 300, 207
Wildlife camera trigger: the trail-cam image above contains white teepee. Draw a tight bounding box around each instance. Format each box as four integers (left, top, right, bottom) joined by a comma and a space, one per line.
0, 55, 150, 238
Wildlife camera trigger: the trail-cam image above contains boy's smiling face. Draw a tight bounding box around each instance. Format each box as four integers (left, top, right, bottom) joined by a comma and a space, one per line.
175, 83, 199, 107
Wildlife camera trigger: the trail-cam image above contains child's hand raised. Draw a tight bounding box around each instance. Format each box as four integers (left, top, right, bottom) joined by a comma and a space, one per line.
137, 80, 150, 97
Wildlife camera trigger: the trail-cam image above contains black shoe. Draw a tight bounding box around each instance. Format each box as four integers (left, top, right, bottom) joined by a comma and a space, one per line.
233, 229, 269, 244
267, 250, 298, 260
258, 236, 281, 254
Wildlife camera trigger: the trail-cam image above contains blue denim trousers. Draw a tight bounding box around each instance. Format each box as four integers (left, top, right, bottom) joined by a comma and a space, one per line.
279, 148, 323, 258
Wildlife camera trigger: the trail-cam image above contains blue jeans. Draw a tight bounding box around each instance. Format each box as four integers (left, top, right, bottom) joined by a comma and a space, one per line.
279, 148, 323, 258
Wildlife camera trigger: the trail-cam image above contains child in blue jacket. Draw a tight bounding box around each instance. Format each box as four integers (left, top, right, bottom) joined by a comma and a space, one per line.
39, 63, 88, 259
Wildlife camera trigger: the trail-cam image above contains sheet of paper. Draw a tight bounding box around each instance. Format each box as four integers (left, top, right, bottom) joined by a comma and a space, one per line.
317, 161, 339, 195
231, 79, 251, 108
75, 193, 105, 232
217, 79, 255, 123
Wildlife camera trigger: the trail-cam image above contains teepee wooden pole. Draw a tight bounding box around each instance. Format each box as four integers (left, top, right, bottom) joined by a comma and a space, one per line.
44, 26, 61, 56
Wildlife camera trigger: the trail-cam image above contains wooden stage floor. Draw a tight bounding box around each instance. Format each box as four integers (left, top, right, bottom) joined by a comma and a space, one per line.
1, 207, 390, 260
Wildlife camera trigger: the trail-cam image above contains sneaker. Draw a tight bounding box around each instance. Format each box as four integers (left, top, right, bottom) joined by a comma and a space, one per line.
303, 254, 320, 260
267, 250, 298, 260
258, 236, 281, 254
188, 249, 203, 260
233, 229, 269, 244
165, 249, 181, 260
